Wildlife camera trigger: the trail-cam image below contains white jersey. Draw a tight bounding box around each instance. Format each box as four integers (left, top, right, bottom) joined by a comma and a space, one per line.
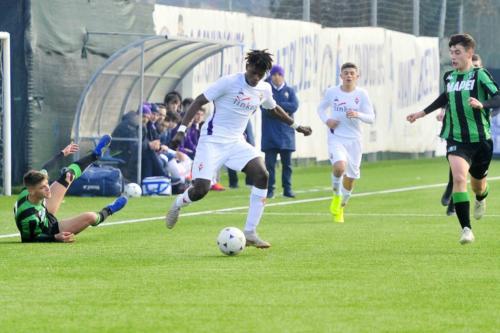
317, 86, 375, 141
201, 73, 277, 143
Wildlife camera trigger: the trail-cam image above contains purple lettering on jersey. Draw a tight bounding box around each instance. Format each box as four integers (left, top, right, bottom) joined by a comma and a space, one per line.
207, 106, 216, 135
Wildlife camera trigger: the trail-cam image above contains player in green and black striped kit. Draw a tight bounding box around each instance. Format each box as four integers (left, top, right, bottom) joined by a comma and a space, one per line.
407, 33, 500, 244
14, 135, 128, 243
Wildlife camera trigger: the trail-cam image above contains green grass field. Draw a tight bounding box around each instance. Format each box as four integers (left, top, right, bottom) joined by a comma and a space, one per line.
1, 158, 499, 332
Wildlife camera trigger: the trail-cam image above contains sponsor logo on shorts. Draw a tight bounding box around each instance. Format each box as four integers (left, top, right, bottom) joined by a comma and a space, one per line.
447, 145, 457, 153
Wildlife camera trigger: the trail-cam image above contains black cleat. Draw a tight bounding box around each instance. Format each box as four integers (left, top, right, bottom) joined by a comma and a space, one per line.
446, 201, 455, 216
441, 188, 452, 206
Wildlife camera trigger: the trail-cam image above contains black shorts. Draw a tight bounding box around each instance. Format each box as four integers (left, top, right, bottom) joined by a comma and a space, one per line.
446, 139, 493, 179
47, 212, 60, 235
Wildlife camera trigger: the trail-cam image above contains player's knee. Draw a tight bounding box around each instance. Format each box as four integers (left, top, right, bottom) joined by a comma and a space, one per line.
252, 169, 269, 188
189, 181, 210, 201
470, 181, 485, 194
452, 174, 467, 185
84, 212, 98, 225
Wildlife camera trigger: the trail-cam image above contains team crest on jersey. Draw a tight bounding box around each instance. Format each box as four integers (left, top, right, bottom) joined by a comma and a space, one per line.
259, 93, 263, 101
466, 71, 475, 80
284, 91, 289, 99
355, 97, 360, 104
198, 162, 204, 171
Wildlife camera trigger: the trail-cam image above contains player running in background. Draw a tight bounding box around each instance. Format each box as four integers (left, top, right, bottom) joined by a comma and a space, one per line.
166, 49, 312, 248
14, 135, 128, 243
438, 54, 485, 216
317, 62, 375, 223
407, 34, 500, 244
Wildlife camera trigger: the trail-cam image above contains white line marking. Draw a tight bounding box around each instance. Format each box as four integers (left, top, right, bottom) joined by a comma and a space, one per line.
2, 176, 499, 239
213, 211, 500, 218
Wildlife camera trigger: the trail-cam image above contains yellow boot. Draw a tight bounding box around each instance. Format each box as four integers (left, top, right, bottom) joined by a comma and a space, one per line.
330, 194, 341, 216
334, 206, 344, 223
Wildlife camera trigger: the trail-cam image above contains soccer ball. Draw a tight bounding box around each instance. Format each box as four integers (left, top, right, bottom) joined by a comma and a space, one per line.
217, 227, 246, 256
123, 183, 142, 198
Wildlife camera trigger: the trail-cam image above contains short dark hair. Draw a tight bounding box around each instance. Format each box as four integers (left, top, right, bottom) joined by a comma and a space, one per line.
23, 170, 48, 187
182, 97, 194, 108
472, 54, 481, 62
245, 49, 273, 72
341, 62, 358, 71
449, 33, 476, 50
164, 91, 182, 105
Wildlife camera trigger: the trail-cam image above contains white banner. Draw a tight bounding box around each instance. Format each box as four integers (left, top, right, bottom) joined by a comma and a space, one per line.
153, 5, 441, 160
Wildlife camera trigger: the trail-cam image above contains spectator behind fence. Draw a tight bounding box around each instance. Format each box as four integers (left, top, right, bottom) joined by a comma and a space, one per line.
159, 110, 181, 146
110, 110, 140, 181
179, 107, 204, 160
182, 97, 194, 114
140, 104, 170, 180
261, 64, 299, 199
164, 91, 182, 114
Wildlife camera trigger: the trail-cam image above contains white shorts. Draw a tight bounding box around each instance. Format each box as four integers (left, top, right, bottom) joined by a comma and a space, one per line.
192, 139, 260, 181
328, 136, 362, 179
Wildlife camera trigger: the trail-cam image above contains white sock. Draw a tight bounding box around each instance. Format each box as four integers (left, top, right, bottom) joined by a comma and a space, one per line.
332, 174, 342, 195
244, 186, 267, 233
341, 185, 352, 206
175, 187, 192, 208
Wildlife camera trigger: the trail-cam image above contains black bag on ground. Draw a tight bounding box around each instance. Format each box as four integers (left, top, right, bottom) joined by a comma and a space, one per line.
67, 164, 123, 197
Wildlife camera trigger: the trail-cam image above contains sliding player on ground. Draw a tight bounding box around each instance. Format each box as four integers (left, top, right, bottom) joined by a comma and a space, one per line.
14, 135, 128, 243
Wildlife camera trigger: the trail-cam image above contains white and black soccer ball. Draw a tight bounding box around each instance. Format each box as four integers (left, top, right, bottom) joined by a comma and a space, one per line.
123, 182, 142, 198
217, 227, 246, 256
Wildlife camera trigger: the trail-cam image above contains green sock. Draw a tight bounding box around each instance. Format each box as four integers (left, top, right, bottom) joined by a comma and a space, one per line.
67, 163, 82, 179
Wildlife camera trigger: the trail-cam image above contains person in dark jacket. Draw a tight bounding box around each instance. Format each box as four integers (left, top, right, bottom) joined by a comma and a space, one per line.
261, 65, 299, 198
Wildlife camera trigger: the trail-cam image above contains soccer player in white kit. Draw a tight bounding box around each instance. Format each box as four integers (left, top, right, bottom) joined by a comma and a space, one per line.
317, 62, 375, 223
166, 50, 312, 248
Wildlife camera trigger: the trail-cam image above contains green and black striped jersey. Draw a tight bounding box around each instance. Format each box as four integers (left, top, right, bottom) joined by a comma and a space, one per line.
441, 67, 499, 143
14, 189, 55, 242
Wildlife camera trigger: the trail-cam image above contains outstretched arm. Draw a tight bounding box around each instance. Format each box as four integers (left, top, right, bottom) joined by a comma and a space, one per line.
423, 92, 448, 114
41, 143, 79, 172
407, 93, 448, 123
265, 105, 312, 136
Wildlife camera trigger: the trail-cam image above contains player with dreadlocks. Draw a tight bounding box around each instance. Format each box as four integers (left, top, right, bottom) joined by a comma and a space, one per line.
166, 49, 312, 248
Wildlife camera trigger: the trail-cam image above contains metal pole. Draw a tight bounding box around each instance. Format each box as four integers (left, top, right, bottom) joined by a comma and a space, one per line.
303, 0, 310, 21
371, 0, 378, 27
137, 42, 145, 185
458, 0, 464, 33
413, 0, 420, 36
438, 0, 447, 38
1, 32, 12, 196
